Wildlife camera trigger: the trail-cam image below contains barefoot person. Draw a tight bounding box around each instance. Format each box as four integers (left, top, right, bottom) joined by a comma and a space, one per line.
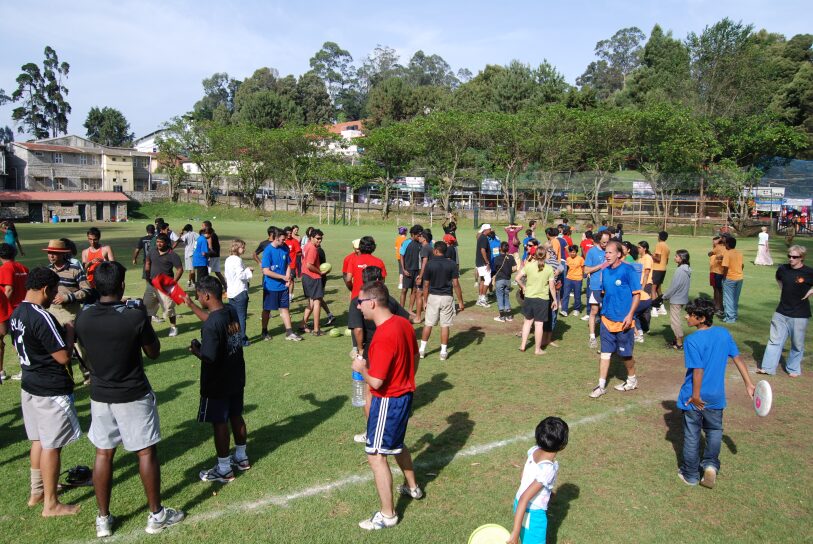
352, 281, 422, 530
11, 267, 81, 516
516, 249, 558, 355
82, 227, 115, 287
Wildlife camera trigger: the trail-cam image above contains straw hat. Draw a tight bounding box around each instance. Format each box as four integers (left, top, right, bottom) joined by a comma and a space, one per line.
42, 239, 72, 253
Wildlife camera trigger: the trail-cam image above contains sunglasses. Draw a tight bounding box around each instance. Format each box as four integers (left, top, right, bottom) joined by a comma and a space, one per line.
357, 297, 375, 305
788, 254, 802, 259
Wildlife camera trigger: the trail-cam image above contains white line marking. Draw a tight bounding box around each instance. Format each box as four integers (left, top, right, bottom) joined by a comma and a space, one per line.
70, 400, 653, 543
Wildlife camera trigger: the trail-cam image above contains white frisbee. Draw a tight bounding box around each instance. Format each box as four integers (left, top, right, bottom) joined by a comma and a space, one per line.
754, 380, 773, 417
468, 524, 511, 544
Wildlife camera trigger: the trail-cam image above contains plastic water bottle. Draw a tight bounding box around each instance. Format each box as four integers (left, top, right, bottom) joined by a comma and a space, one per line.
352, 371, 365, 407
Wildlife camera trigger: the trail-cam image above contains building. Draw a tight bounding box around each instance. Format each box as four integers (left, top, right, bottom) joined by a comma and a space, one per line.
133, 129, 166, 154
0, 190, 129, 223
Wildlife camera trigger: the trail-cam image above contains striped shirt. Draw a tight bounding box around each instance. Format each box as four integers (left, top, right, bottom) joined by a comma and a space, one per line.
49, 261, 91, 307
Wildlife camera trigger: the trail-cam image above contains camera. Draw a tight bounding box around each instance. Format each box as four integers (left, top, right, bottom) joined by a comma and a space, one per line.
125, 298, 144, 310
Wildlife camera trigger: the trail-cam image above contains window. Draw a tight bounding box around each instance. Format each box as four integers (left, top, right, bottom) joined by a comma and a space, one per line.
53, 153, 63, 164
34, 151, 43, 158
79, 155, 88, 165
60, 202, 74, 207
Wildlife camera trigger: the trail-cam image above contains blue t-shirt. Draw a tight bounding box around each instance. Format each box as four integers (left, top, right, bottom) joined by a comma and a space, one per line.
399, 239, 411, 257
261, 244, 290, 292
4, 230, 16, 246
489, 237, 501, 267
600, 262, 642, 322
584, 246, 606, 290
597, 225, 608, 233
677, 326, 740, 410
521, 236, 533, 261
192, 236, 209, 267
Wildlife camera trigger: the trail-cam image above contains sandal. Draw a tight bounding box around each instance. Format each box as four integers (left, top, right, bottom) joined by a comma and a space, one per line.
311, 330, 325, 337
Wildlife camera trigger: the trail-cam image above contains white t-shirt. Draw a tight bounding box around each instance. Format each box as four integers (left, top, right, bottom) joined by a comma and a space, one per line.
180, 231, 198, 258
515, 447, 558, 511
224, 255, 253, 299
758, 232, 769, 246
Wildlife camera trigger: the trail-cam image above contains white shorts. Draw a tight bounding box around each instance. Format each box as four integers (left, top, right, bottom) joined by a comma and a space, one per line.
88, 391, 161, 451
185, 254, 194, 270
21, 391, 81, 449
209, 257, 222, 273
477, 265, 492, 285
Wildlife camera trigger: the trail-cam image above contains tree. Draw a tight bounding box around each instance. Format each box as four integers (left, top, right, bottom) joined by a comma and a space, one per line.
492, 61, 536, 113
211, 124, 274, 208
707, 159, 762, 231
160, 117, 225, 207
406, 51, 458, 88
83, 106, 134, 146
296, 72, 333, 124
578, 27, 645, 98
770, 60, 813, 157
624, 24, 692, 105
11, 47, 71, 138
357, 45, 404, 92
154, 128, 188, 203
232, 91, 303, 129
360, 122, 418, 218
309, 41, 353, 102
366, 78, 416, 127
192, 72, 241, 121
478, 112, 534, 219
0, 126, 13, 144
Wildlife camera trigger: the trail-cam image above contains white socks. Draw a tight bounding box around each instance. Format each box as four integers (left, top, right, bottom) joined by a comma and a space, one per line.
217, 456, 231, 474
419, 340, 428, 352
599, 378, 607, 389
234, 444, 247, 461
440, 344, 448, 354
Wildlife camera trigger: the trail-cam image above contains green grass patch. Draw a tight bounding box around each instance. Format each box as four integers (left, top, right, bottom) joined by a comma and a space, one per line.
0, 214, 810, 543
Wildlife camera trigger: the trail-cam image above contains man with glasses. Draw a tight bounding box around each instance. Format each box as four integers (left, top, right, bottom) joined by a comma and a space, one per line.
299, 229, 327, 336
758, 245, 813, 377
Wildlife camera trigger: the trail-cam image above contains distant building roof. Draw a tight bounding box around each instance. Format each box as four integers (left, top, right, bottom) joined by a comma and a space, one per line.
327, 120, 366, 134
15, 142, 103, 154
0, 191, 130, 202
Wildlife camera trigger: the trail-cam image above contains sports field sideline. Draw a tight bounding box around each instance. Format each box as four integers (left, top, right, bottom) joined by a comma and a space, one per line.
0, 212, 810, 543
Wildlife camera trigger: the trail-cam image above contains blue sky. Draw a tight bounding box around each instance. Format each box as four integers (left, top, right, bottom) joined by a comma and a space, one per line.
1, 0, 809, 139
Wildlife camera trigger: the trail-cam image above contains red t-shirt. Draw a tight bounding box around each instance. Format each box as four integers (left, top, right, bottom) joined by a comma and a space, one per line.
284, 238, 301, 263
580, 239, 595, 257
351, 254, 387, 299
301, 243, 321, 279
563, 235, 574, 247
0, 289, 11, 322
342, 252, 356, 275
0, 260, 29, 308
367, 315, 417, 398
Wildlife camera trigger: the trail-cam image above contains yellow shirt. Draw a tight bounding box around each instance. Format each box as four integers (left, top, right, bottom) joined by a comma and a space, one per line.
524, 263, 555, 300
566, 256, 584, 281
638, 254, 654, 286
710, 245, 725, 275
653, 241, 669, 271
722, 249, 744, 281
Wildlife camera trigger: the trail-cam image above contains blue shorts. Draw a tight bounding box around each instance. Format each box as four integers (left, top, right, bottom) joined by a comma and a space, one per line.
513, 499, 548, 544
587, 289, 603, 306
600, 321, 634, 358
263, 289, 289, 311
366, 392, 413, 455
197, 391, 244, 424
713, 273, 723, 289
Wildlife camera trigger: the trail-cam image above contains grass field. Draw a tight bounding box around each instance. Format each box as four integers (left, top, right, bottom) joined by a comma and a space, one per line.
0, 207, 811, 543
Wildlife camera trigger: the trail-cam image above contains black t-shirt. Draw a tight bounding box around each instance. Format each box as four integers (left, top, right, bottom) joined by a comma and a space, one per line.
11, 302, 73, 396
492, 254, 516, 281
347, 296, 410, 359
135, 235, 153, 264
475, 235, 490, 267
209, 232, 221, 258
254, 239, 271, 257
775, 264, 813, 318
147, 249, 182, 280
445, 245, 458, 265
75, 301, 157, 403
317, 246, 327, 266
403, 239, 422, 271
419, 243, 432, 269
199, 305, 246, 398
423, 256, 459, 296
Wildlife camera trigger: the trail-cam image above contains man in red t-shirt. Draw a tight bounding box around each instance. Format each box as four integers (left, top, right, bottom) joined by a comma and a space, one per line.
349, 237, 387, 300
0, 243, 27, 380
283, 227, 302, 297
351, 281, 421, 531
342, 239, 361, 297
580, 231, 595, 257
299, 229, 327, 335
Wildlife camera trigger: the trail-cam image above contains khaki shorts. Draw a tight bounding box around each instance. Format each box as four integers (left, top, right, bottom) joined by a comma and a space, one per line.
21, 390, 81, 449
144, 284, 176, 319
48, 304, 79, 327
88, 391, 161, 452
425, 294, 455, 327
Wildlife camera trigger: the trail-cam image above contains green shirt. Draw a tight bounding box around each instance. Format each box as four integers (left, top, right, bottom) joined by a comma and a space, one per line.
524, 263, 555, 300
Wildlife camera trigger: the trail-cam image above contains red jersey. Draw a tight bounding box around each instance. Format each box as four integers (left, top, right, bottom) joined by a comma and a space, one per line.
563, 235, 573, 247
284, 238, 301, 263
342, 252, 357, 275
580, 239, 595, 257
0, 260, 29, 308
0, 289, 10, 322
367, 315, 417, 398
351, 254, 387, 299
301, 243, 321, 279
85, 246, 105, 286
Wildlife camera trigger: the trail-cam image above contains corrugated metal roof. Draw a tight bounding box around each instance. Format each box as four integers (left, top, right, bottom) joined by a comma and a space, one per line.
0, 191, 130, 202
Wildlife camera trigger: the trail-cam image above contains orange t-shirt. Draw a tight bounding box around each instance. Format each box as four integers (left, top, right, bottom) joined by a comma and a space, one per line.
653, 241, 669, 271
722, 249, 743, 281
565, 256, 584, 281
394, 234, 407, 261
710, 245, 725, 274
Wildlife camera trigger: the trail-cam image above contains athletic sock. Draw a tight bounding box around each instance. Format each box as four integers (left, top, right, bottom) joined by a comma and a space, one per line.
598, 378, 607, 389
150, 506, 165, 520
217, 456, 231, 474
628, 375, 637, 382
234, 444, 247, 461
285, 328, 293, 335
440, 344, 448, 354
419, 340, 428, 352
590, 333, 596, 340
30, 468, 43, 497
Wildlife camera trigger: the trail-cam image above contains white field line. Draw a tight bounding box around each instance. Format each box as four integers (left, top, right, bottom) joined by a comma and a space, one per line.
72, 400, 653, 543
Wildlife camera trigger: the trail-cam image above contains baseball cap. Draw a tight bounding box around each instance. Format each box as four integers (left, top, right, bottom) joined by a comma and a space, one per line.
478, 223, 491, 233
352, 239, 361, 249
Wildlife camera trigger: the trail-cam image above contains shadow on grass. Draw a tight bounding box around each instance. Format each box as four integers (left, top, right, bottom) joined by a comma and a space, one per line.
448, 326, 485, 353
412, 372, 453, 414
548, 482, 580, 544
397, 411, 475, 520
744, 340, 766, 363
663, 401, 739, 470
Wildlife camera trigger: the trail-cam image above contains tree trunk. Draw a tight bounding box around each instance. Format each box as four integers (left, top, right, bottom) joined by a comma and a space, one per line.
381, 182, 391, 219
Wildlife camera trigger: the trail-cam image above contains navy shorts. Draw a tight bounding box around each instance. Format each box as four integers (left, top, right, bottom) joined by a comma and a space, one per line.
366, 392, 413, 455
198, 392, 244, 424
599, 321, 635, 358
402, 270, 419, 290
263, 289, 289, 311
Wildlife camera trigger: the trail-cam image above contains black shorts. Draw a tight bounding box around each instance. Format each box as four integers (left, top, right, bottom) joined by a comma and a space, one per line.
402, 270, 420, 289
302, 275, 325, 299
198, 391, 244, 424
652, 270, 666, 285
521, 297, 550, 322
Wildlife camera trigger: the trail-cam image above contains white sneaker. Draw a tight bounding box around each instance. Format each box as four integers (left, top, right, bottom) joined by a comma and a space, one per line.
168, 327, 178, 337
588, 337, 597, 349
145, 507, 185, 534
10, 371, 22, 381
559, 310, 568, 317
634, 334, 644, 344
359, 511, 398, 530
660, 306, 668, 316
151, 316, 164, 324
571, 310, 580, 317
580, 314, 590, 321
614, 377, 639, 392
418, 350, 425, 359
439, 352, 448, 361
651, 308, 659, 318
397, 484, 424, 499
96, 514, 115, 538
589, 385, 606, 398
353, 432, 367, 444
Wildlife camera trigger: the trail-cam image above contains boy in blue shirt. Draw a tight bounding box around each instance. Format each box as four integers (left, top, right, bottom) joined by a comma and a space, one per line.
677, 298, 755, 488
260, 227, 302, 342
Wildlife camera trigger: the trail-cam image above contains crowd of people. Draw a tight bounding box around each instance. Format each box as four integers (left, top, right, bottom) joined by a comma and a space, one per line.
1, 213, 810, 541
